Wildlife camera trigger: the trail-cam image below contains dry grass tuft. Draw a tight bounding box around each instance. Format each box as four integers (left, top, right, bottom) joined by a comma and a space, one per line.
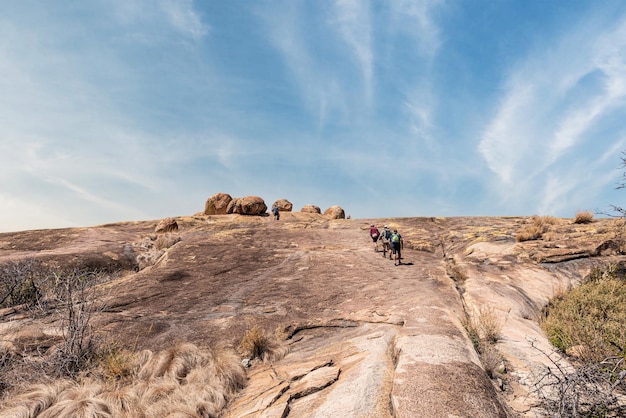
573, 210, 594, 224
0, 343, 246, 418
96, 343, 137, 383
446, 263, 467, 285
38, 397, 113, 418
516, 215, 555, 242
237, 325, 287, 362
463, 306, 503, 347
462, 306, 504, 379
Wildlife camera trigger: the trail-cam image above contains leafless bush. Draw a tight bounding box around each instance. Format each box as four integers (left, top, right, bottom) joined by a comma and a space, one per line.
530, 340, 626, 417
46, 269, 108, 377
0, 259, 50, 309
0, 341, 17, 395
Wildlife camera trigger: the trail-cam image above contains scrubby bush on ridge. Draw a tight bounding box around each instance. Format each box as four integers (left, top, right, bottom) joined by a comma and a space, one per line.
516, 215, 557, 242
537, 263, 626, 416
541, 263, 626, 363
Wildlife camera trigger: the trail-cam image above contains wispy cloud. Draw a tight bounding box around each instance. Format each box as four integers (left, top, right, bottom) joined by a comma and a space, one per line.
389, 0, 444, 57
159, 0, 209, 40
109, 0, 208, 40
479, 12, 626, 214
259, 2, 361, 134
388, 0, 445, 153
330, 0, 374, 102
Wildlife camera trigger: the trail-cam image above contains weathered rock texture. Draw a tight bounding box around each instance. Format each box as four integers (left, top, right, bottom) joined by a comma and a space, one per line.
154, 217, 178, 233
205, 192, 233, 215
300, 204, 321, 214
324, 205, 345, 219
0, 215, 624, 417
227, 196, 267, 215
272, 198, 293, 212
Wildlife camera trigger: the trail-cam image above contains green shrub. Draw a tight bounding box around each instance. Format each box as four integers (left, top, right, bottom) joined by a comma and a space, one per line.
541, 264, 626, 363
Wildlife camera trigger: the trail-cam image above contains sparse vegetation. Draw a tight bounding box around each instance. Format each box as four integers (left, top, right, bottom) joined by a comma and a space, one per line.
94, 340, 137, 382
0, 343, 246, 417
462, 307, 504, 378
537, 263, 626, 416
0, 264, 115, 395
446, 260, 467, 285
237, 324, 287, 362
574, 210, 594, 224
48, 269, 106, 377
541, 263, 626, 363
0, 259, 49, 310
516, 215, 557, 242
530, 340, 626, 418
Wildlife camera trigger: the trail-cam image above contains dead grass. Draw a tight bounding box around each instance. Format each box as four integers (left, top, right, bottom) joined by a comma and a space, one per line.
95, 342, 137, 383
516, 215, 556, 242
462, 306, 504, 378
573, 210, 594, 224
237, 325, 287, 362
0, 343, 246, 418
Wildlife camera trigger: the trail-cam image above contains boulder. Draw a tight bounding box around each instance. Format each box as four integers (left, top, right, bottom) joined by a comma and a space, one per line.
228, 196, 267, 216
155, 218, 178, 233
324, 206, 345, 219
300, 205, 321, 214
272, 199, 293, 212
227, 198, 241, 214
205, 193, 233, 215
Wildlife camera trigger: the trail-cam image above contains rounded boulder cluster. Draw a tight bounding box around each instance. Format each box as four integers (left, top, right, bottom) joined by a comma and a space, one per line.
203, 193, 343, 218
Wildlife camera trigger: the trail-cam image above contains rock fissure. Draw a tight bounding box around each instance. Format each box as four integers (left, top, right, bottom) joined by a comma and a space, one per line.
283, 320, 360, 340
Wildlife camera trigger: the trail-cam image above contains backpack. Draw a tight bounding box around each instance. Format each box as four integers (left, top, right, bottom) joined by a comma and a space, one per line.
384, 229, 392, 239
391, 233, 400, 243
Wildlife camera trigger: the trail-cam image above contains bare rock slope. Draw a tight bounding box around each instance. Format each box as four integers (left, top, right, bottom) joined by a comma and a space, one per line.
0, 213, 623, 417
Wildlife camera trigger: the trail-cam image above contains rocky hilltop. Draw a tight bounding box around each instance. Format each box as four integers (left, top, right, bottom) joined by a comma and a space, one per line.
0, 212, 623, 417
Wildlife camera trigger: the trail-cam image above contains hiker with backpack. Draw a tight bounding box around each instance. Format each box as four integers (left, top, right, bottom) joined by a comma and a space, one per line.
369, 224, 380, 251
380, 225, 392, 259
272, 205, 280, 221
390, 229, 403, 265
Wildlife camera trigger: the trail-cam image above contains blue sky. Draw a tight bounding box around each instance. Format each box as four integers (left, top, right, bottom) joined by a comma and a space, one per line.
2, 0, 626, 232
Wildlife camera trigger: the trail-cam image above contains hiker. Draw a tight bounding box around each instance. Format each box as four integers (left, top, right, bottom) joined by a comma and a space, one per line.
380, 225, 392, 259
390, 229, 403, 265
272, 206, 280, 221
369, 224, 380, 251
